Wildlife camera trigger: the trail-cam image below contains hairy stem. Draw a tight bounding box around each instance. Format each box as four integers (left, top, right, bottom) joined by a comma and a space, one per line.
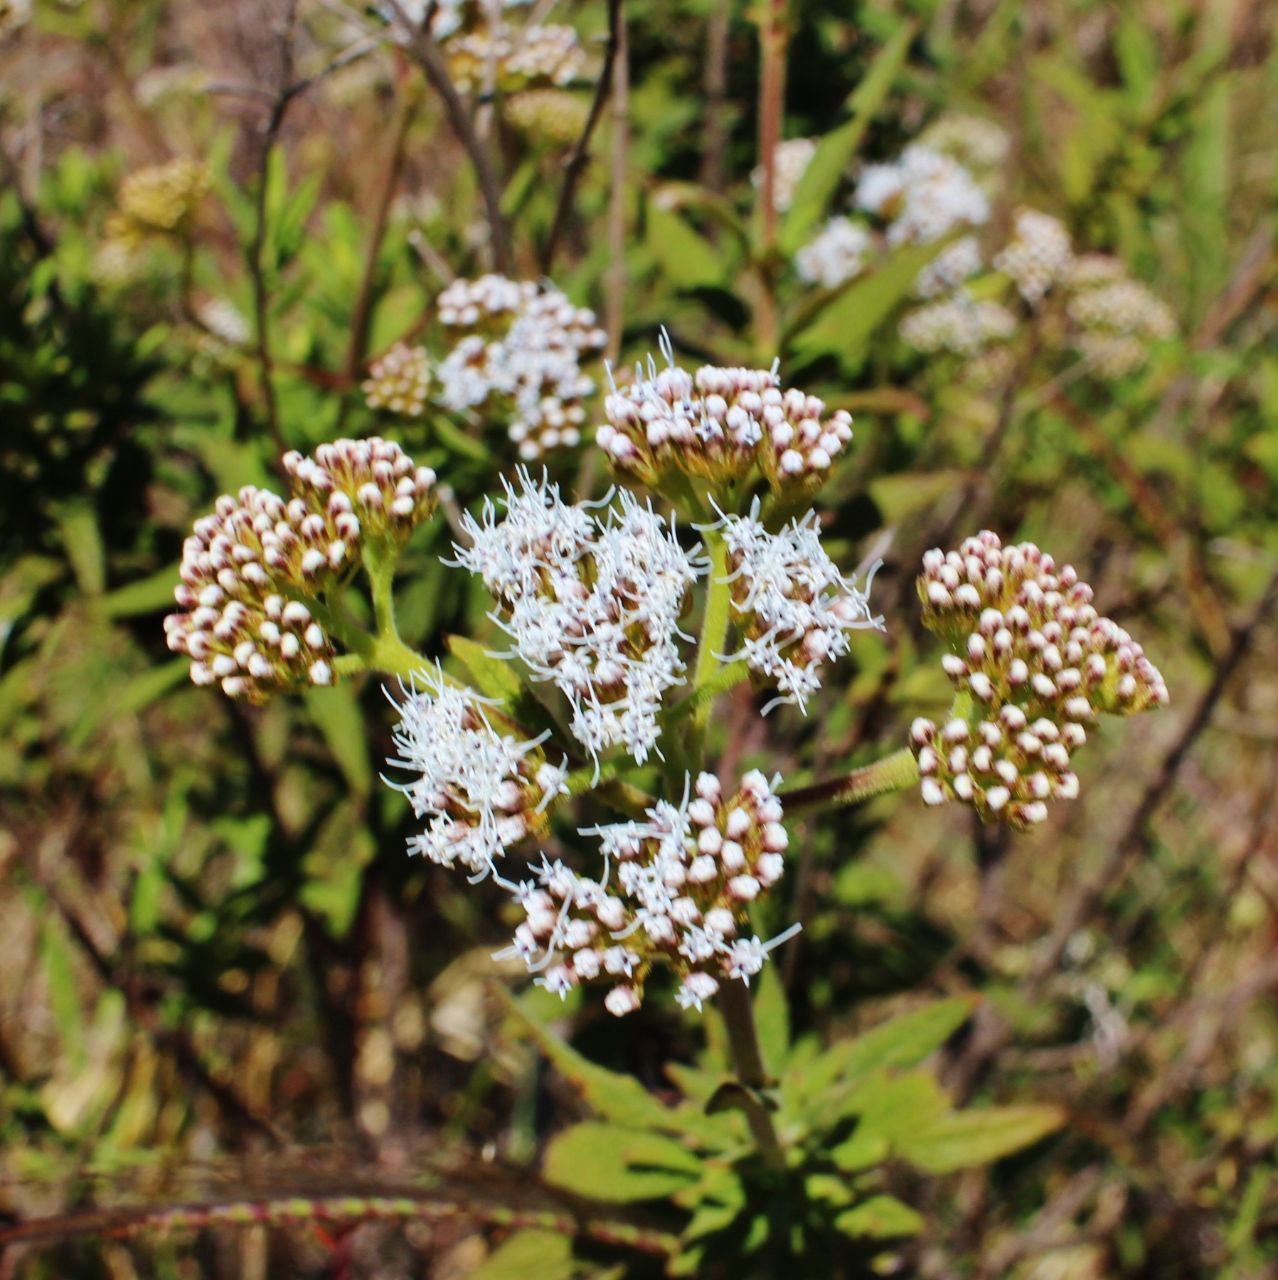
781, 747, 920, 813
717, 978, 785, 1170
687, 528, 733, 764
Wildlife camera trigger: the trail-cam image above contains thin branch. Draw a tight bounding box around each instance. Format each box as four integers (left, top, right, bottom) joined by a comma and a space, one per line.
540, 0, 623, 275
384, 0, 514, 274
698, 0, 732, 193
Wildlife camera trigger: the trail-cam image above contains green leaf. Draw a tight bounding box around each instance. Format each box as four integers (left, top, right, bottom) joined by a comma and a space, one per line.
55, 502, 106, 595
835, 1195, 923, 1240
646, 203, 725, 291
470, 1230, 575, 1280
97, 565, 181, 618
780, 20, 918, 254
898, 1104, 1064, 1173
304, 685, 372, 795
830, 1128, 889, 1174
502, 993, 678, 1132
447, 634, 523, 706
788, 239, 948, 370
842, 1070, 949, 1142
752, 963, 790, 1073
542, 1122, 702, 1202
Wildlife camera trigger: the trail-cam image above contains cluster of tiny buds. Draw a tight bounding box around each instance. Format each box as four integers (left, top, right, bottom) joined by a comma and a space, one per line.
502, 771, 795, 1016
911, 531, 1168, 826
919, 115, 1011, 173
855, 145, 990, 247
1066, 268, 1176, 378
362, 343, 432, 418
993, 208, 1074, 306
446, 23, 585, 93
598, 335, 853, 493
504, 88, 591, 144
795, 217, 872, 290
167, 439, 436, 701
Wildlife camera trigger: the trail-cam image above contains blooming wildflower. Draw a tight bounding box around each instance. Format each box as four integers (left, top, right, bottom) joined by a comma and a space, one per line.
500, 772, 798, 1013
716, 502, 884, 712
597, 336, 854, 496
900, 291, 1017, 357
435, 275, 605, 460
795, 217, 873, 289
362, 342, 432, 418
385, 666, 566, 878
913, 234, 984, 300
1066, 275, 1175, 378
919, 115, 1011, 173
855, 145, 989, 246
117, 158, 209, 236
752, 137, 818, 213
166, 439, 436, 700
994, 208, 1074, 306
912, 531, 1168, 827
452, 472, 703, 765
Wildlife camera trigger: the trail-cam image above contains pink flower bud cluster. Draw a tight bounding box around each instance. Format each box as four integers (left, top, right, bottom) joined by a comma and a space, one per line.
435, 275, 606, 460
166, 438, 436, 702
501, 771, 795, 1015
912, 531, 1169, 827
453, 471, 704, 765
717, 503, 883, 712
993, 208, 1074, 306
597, 340, 853, 495
385, 668, 567, 879
362, 342, 431, 418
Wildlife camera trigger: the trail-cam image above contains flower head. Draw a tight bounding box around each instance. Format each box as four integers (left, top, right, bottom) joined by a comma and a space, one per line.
900, 291, 1016, 357
453, 471, 703, 765
1066, 272, 1176, 378
435, 275, 606, 459
363, 342, 432, 417
717, 502, 884, 712
118, 158, 209, 236
752, 137, 818, 212
855, 145, 989, 246
919, 115, 1011, 173
501, 771, 797, 1013
912, 531, 1169, 826
994, 208, 1074, 306
386, 666, 566, 878
796, 217, 873, 289
598, 335, 854, 496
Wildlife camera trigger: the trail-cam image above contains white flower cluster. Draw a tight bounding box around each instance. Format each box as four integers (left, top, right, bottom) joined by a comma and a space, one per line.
912, 531, 1168, 827
913, 234, 983, 299
452, 472, 704, 765
899, 291, 1016, 356
166, 439, 436, 701
598, 338, 854, 493
752, 137, 818, 213
855, 145, 990, 246
362, 342, 432, 418
196, 298, 250, 347
435, 275, 606, 460
795, 217, 873, 289
385, 668, 566, 879
1066, 266, 1176, 378
994, 207, 1074, 305
717, 503, 883, 712
500, 771, 797, 1015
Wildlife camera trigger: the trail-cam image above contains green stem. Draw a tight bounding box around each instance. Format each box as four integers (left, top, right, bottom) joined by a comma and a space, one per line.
780, 747, 919, 814
716, 978, 785, 1171
688, 528, 734, 761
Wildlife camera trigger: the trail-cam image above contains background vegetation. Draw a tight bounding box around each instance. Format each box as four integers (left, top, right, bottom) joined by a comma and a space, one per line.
2, 0, 1277, 1275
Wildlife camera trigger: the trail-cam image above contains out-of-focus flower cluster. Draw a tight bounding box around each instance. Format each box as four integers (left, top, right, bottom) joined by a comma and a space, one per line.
165, 439, 436, 701
0, 0, 32, 36
433, 275, 606, 459
95, 157, 210, 283
911, 531, 1168, 828
597, 339, 854, 496
452, 472, 703, 765
717, 503, 883, 711
362, 342, 432, 417
784, 117, 1176, 381
753, 137, 818, 213
1066, 259, 1177, 377
503, 87, 590, 144
386, 668, 566, 878
501, 771, 795, 1014
391, 0, 585, 93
